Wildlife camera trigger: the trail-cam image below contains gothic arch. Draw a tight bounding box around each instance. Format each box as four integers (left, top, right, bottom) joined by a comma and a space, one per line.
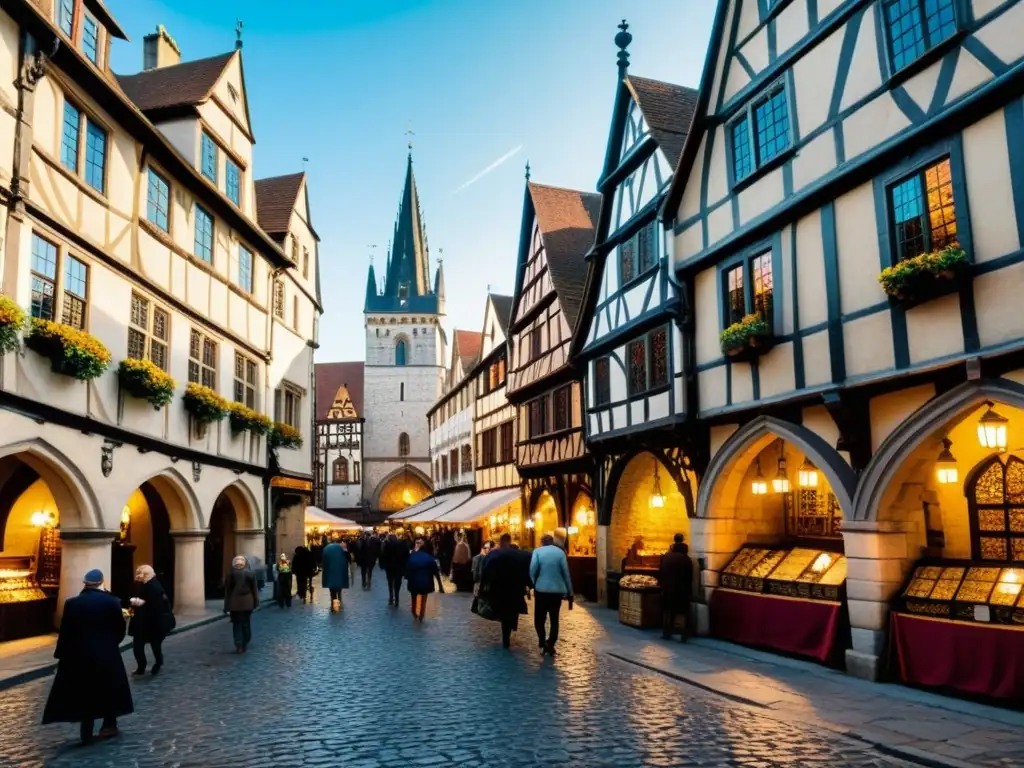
371, 464, 432, 511
398, 432, 410, 457
0, 438, 101, 530
132, 467, 204, 531
527, 483, 563, 524
853, 378, 1024, 522
394, 334, 410, 366
697, 415, 856, 520
600, 449, 694, 526
210, 480, 262, 530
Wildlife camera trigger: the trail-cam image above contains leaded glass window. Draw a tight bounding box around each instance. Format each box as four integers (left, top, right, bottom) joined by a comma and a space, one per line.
82, 14, 99, 64
594, 357, 611, 406
61, 101, 80, 173
619, 238, 636, 283
84, 118, 106, 193
732, 116, 753, 182
188, 329, 217, 389
226, 159, 241, 206
201, 133, 218, 183
30, 234, 57, 321
628, 338, 647, 396
553, 386, 570, 431
333, 457, 349, 484
725, 265, 745, 326
61, 255, 87, 329
884, 0, 957, 72
649, 327, 668, 388
58, 0, 74, 35
754, 87, 790, 164
889, 157, 957, 262
238, 245, 253, 293
784, 488, 843, 539
147, 168, 170, 232
194, 204, 214, 263
752, 253, 774, 330
399, 432, 410, 457
638, 223, 657, 273
968, 456, 1024, 563
129, 293, 169, 369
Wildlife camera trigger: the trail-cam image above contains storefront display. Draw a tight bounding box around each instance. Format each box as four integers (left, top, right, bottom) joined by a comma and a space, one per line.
618, 574, 661, 628
0, 556, 52, 642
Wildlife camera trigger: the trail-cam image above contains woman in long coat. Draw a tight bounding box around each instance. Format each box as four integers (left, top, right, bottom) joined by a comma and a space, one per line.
128, 565, 173, 675
321, 536, 350, 612
44, 569, 133, 744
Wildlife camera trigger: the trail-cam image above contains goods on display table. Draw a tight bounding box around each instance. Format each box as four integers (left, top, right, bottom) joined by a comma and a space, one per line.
618, 574, 661, 628
890, 560, 1024, 701
0, 556, 52, 642
712, 545, 849, 664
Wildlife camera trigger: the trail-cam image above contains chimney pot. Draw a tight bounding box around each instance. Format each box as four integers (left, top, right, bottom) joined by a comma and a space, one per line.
142, 24, 181, 70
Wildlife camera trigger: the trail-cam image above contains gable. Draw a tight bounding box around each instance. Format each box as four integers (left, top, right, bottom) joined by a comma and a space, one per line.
327, 385, 358, 419
210, 53, 254, 142
620, 98, 650, 160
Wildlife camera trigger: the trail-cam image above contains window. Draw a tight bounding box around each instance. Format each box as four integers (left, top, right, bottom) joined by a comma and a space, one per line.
461, 445, 472, 474
398, 432, 410, 457
291, 236, 299, 263
618, 222, 658, 283
30, 234, 58, 321
61, 102, 80, 173
553, 385, 570, 432
293, 296, 299, 330
225, 159, 240, 206
128, 293, 169, 369
966, 456, 1024, 562
147, 168, 170, 232
594, 357, 611, 406
888, 157, 957, 263
62, 255, 87, 329
722, 254, 774, 332
482, 427, 498, 466
194, 204, 214, 263
188, 329, 218, 389
784, 488, 843, 539
273, 280, 285, 319
400, 383, 404, 402
628, 338, 647, 396
884, 0, 957, 72
233, 352, 258, 408
58, 0, 74, 35
500, 421, 514, 462
303, 248, 310, 279
530, 324, 543, 360
201, 133, 218, 183
731, 81, 791, 184
82, 14, 99, 64
395, 339, 407, 366
235, 245, 253, 293
333, 457, 349, 484
649, 326, 669, 389
442, 455, 449, 482
528, 395, 549, 437
627, 325, 671, 396
84, 118, 106, 193
278, 385, 301, 428
450, 449, 459, 479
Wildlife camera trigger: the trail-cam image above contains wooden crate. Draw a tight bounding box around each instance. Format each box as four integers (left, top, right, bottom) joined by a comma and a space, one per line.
618, 587, 662, 628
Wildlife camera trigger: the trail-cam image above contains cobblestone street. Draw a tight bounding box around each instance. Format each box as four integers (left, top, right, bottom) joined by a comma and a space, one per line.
0, 582, 913, 768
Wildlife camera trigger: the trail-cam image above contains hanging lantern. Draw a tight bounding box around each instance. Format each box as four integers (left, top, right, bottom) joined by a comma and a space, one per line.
772, 454, 790, 494
525, 518, 535, 529
751, 458, 768, 495
797, 458, 819, 488
977, 402, 1009, 451
936, 437, 959, 485
650, 464, 665, 508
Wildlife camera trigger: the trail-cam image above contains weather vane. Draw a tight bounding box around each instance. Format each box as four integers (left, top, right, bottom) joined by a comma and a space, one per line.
368, 244, 377, 265
406, 122, 415, 151
235, 19, 244, 50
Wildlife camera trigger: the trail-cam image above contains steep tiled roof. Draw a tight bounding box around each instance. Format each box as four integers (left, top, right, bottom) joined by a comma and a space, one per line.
528, 183, 601, 328
315, 362, 364, 421
254, 173, 305, 236
489, 294, 513, 333
625, 75, 699, 167
116, 52, 233, 113
455, 330, 482, 372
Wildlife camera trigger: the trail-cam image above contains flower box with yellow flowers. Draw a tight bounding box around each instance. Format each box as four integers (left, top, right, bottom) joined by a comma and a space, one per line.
182, 383, 228, 424
119, 358, 176, 409
719, 313, 773, 361
269, 422, 303, 450
0, 296, 26, 357
25, 319, 111, 381
878, 243, 968, 307
228, 403, 272, 436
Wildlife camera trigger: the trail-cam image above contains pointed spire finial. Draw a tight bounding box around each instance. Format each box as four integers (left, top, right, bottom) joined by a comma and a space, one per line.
615, 19, 631, 71
406, 121, 415, 155
525, 160, 531, 181
437, 247, 443, 266
235, 19, 244, 50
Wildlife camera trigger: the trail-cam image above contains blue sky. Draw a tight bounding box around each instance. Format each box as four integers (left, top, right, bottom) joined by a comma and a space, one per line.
108, 0, 716, 363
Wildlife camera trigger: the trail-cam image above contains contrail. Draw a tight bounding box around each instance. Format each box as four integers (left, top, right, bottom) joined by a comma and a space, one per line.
452, 144, 523, 194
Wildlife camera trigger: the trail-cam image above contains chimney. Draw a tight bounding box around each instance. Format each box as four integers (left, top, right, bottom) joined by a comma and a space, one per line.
143, 25, 181, 70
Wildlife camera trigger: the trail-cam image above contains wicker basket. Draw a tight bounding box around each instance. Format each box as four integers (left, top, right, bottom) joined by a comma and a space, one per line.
618, 587, 662, 628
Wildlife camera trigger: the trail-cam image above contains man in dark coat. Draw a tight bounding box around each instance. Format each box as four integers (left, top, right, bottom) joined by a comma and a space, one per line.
380, 534, 410, 607
44, 569, 133, 744
659, 534, 694, 642
480, 533, 532, 649
360, 532, 381, 589
292, 545, 315, 603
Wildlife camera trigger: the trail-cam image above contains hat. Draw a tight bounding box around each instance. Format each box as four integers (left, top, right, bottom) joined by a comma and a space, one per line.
83, 569, 104, 586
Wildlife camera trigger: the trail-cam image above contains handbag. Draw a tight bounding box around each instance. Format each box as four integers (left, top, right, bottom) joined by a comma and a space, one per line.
476, 597, 497, 621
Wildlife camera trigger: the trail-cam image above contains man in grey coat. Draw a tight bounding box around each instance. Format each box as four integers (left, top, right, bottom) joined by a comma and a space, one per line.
529, 533, 574, 655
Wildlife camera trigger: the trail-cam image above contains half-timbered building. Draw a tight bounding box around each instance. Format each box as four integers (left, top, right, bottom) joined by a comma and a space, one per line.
313, 362, 365, 528
661, 0, 1024, 695
427, 329, 480, 493
507, 179, 600, 598
572, 23, 700, 605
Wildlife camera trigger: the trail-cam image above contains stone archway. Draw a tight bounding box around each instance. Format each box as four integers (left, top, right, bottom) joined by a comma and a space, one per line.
205, 481, 264, 601
372, 465, 431, 514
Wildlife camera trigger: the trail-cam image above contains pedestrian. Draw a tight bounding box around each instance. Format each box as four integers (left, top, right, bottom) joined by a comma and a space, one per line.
381, 533, 410, 607
128, 564, 173, 675
472, 540, 493, 589
276, 554, 293, 608
405, 537, 444, 621
659, 533, 694, 642
292, 545, 315, 604
43, 569, 133, 744
321, 534, 350, 612
361, 532, 380, 589
224, 555, 259, 653
449, 531, 473, 592
480, 533, 532, 649
529, 534, 573, 655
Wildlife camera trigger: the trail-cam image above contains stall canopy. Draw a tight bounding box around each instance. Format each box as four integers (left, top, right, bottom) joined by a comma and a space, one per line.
435, 488, 520, 525
398, 490, 474, 524
305, 507, 362, 530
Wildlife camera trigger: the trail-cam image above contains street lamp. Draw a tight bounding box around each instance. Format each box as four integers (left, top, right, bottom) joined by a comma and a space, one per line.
977, 402, 1009, 451
936, 437, 959, 485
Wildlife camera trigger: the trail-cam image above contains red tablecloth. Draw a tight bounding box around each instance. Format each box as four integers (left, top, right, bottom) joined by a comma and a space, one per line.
710, 588, 844, 664
891, 612, 1024, 701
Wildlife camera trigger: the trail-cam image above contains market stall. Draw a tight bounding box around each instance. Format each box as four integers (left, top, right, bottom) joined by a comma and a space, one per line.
305, 507, 361, 546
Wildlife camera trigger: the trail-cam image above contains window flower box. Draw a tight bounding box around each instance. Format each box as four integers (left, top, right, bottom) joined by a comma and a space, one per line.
0, 296, 26, 356
720, 314, 774, 361
25, 319, 110, 381
118, 358, 176, 409
269, 422, 303, 450
878, 243, 968, 307
182, 382, 228, 424
228, 402, 272, 436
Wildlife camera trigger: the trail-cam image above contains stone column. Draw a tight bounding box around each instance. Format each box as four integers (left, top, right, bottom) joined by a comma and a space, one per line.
235, 528, 266, 565
56, 530, 116, 623
172, 531, 208, 615
596, 524, 608, 605
842, 521, 917, 681
689, 517, 750, 636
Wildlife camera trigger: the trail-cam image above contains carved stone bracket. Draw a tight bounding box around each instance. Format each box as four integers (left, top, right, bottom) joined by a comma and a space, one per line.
100, 439, 122, 478
191, 461, 202, 483
822, 391, 871, 473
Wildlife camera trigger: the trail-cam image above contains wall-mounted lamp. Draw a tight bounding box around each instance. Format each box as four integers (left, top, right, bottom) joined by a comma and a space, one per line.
797, 458, 819, 488
936, 437, 959, 485
978, 402, 1009, 451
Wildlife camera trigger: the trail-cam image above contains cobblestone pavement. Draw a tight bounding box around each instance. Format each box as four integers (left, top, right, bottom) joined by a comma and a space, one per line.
0, 581, 915, 768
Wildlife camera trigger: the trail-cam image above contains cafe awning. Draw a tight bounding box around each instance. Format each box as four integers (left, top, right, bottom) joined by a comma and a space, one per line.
434, 488, 520, 525
398, 490, 474, 524
305, 507, 361, 529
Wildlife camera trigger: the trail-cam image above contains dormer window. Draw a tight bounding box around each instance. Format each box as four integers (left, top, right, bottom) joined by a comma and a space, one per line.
82, 13, 100, 65
58, 0, 74, 36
